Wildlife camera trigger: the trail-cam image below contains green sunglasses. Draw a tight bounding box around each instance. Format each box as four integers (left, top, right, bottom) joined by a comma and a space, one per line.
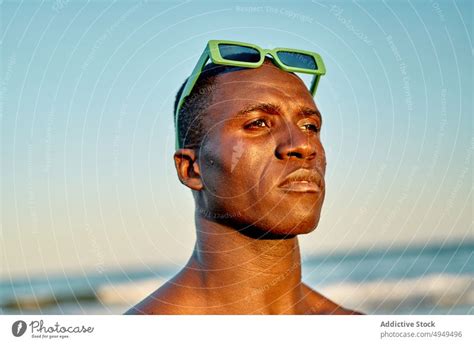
175, 39, 326, 149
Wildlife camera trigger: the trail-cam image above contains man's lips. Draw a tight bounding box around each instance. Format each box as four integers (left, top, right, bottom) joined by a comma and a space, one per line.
278, 169, 323, 193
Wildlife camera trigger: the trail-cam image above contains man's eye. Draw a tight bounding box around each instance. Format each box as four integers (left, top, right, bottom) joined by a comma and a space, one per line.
302, 123, 320, 133
245, 119, 269, 129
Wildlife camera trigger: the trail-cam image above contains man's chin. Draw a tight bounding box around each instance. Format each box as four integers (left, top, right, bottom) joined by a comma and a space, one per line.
243, 216, 320, 239
270, 218, 319, 237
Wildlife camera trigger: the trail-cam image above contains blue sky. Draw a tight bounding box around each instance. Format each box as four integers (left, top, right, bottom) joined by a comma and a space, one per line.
1, 0, 472, 277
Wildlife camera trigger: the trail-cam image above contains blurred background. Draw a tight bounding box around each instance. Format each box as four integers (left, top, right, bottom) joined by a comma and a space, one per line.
1, 0, 472, 315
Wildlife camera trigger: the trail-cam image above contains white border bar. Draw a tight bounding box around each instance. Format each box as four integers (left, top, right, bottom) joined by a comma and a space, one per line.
0, 315, 472, 344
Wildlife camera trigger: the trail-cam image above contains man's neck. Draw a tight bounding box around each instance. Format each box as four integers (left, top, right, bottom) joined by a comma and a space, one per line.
186, 215, 306, 314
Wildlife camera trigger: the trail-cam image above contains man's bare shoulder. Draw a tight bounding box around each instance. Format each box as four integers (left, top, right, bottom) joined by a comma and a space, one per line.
124, 285, 176, 315
301, 283, 364, 315
124, 278, 365, 315
124, 274, 205, 315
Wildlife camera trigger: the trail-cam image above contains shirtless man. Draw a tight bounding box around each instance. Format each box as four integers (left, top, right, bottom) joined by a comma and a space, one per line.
126, 41, 362, 315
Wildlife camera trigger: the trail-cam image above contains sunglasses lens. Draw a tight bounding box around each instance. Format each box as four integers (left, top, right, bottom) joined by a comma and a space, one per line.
218, 44, 261, 63
276, 51, 317, 70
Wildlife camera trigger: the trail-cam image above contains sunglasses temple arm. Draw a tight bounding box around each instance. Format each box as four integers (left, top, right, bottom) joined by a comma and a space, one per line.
175, 46, 211, 149
310, 75, 321, 96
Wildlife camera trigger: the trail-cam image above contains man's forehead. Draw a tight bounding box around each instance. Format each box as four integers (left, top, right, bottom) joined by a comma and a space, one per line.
214, 61, 302, 87
210, 62, 316, 106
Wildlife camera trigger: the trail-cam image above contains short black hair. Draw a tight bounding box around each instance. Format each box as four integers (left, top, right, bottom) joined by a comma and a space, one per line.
173, 63, 244, 148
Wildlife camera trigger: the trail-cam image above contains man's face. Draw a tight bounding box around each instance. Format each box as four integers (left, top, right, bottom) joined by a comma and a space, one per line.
196, 61, 326, 236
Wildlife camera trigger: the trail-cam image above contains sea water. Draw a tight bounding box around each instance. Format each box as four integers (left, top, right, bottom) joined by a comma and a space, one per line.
1, 240, 472, 315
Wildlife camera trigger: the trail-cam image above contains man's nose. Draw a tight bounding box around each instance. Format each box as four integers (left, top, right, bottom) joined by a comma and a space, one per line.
274, 124, 317, 160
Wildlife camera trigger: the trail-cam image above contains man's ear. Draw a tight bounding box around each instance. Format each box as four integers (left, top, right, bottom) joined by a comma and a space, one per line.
173, 149, 203, 191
